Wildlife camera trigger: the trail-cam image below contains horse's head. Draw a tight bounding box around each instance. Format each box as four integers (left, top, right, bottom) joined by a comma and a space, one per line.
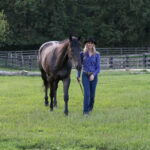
68, 36, 82, 71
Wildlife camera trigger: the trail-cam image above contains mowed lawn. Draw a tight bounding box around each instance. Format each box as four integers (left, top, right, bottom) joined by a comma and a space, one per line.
0, 70, 150, 150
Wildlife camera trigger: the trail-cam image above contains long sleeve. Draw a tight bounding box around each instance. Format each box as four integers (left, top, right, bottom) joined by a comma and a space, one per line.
77, 52, 84, 78
77, 70, 81, 78
93, 53, 100, 76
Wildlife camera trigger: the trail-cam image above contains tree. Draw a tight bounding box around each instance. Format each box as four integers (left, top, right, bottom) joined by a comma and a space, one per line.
0, 11, 9, 46
1, 0, 150, 50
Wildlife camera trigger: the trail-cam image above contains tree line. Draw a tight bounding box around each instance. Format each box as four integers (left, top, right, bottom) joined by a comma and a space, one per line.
0, 0, 150, 50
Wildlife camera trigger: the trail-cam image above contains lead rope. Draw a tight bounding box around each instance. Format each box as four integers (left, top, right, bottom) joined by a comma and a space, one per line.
77, 79, 84, 96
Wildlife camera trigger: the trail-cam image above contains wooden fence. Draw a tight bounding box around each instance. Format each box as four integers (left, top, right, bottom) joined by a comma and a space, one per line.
0, 51, 38, 70
97, 47, 150, 55
101, 53, 150, 69
0, 50, 150, 70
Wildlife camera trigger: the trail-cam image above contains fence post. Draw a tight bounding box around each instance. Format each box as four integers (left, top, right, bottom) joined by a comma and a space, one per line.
29, 56, 32, 70
36, 56, 38, 63
19, 52, 23, 68
21, 55, 24, 66
109, 57, 113, 69
120, 48, 123, 55
106, 49, 109, 55
11, 53, 14, 68
143, 53, 147, 68
148, 47, 150, 53
15, 52, 17, 65
5, 55, 8, 67
125, 55, 129, 68
134, 48, 137, 54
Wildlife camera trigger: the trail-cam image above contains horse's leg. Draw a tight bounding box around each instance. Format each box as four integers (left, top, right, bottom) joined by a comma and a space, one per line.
41, 69, 49, 106
54, 90, 57, 107
49, 81, 54, 111
53, 81, 58, 108
49, 80, 58, 111
62, 77, 70, 116
54, 81, 58, 107
44, 85, 49, 106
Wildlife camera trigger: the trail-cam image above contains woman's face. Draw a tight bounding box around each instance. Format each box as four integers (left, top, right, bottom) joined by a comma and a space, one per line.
86, 42, 94, 50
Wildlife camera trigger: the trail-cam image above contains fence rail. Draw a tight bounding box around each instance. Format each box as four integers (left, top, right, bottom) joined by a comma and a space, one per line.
0, 50, 39, 70
0, 49, 150, 70
97, 47, 150, 55
101, 53, 150, 69
0, 47, 150, 56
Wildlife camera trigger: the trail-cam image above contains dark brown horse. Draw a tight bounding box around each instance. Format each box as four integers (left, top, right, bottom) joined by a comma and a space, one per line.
38, 36, 82, 115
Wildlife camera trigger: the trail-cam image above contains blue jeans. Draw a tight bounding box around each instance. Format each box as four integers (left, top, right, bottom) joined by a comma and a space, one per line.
82, 72, 98, 114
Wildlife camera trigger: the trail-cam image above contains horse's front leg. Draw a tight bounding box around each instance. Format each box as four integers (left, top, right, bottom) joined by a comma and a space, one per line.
45, 86, 49, 106
41, 69, 49, 106
54, 90, 57, 108
49, 82, 54, 112
63, 77, 70, 116
54, 81, 58, 108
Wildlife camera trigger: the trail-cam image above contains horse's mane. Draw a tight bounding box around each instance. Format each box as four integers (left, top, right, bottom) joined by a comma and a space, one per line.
55, 39, 70, 67
59, 39, 68, 44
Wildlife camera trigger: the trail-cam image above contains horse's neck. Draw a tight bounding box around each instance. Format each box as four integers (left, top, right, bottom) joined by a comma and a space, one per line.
56, 41, 70, 68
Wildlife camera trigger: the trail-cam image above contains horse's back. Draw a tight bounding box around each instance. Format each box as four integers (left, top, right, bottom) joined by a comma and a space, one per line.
39, 41, 59, 54
39, 41, 60, 71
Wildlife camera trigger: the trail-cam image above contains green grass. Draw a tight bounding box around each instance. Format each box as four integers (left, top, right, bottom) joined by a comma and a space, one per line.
0, 70, 150, 150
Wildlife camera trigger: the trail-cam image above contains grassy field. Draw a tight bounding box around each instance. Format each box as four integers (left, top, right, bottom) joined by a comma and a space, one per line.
0, 70, 150, 150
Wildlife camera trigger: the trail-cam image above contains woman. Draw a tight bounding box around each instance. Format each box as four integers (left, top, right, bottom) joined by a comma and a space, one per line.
77, 37, 100, 115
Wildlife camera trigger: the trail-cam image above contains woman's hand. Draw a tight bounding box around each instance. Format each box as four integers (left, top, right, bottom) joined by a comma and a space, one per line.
89, 74, 94, 81
77, 77, 80, 83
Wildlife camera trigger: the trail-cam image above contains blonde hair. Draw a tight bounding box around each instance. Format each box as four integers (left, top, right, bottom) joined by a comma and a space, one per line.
83, 43, 97, 55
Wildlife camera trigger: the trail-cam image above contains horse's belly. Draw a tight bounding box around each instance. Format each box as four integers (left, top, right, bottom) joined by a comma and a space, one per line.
56, 70, 70, 79
55, 63, 72, 80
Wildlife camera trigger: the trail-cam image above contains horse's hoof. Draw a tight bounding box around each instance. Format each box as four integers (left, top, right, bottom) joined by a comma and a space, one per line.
64, 111, 68, 116
50, 108, 53, 112
54, 101, 57, 108
45, 101, 49, 106
54, 104, 57, 108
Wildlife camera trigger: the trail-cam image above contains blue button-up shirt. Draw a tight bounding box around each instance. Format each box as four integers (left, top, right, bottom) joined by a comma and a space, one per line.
77, 51, 100, 78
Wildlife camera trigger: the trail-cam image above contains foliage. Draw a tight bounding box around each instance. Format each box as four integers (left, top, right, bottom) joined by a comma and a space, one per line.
0, 71, 150, 149
0, 0, 150, 49
0, 11, 9, 46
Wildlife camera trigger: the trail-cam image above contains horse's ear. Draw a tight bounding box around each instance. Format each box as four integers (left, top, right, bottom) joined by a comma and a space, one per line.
78, 36, 81, 41
69, 35, 72, 41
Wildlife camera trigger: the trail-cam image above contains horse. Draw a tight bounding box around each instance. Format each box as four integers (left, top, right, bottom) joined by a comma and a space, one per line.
38, 36, 82, 115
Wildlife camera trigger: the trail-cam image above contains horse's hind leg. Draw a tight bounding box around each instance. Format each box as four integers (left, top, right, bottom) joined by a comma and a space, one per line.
41, 69, 49, 106
50, 86, 54, 111
49, 81, 58, 111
